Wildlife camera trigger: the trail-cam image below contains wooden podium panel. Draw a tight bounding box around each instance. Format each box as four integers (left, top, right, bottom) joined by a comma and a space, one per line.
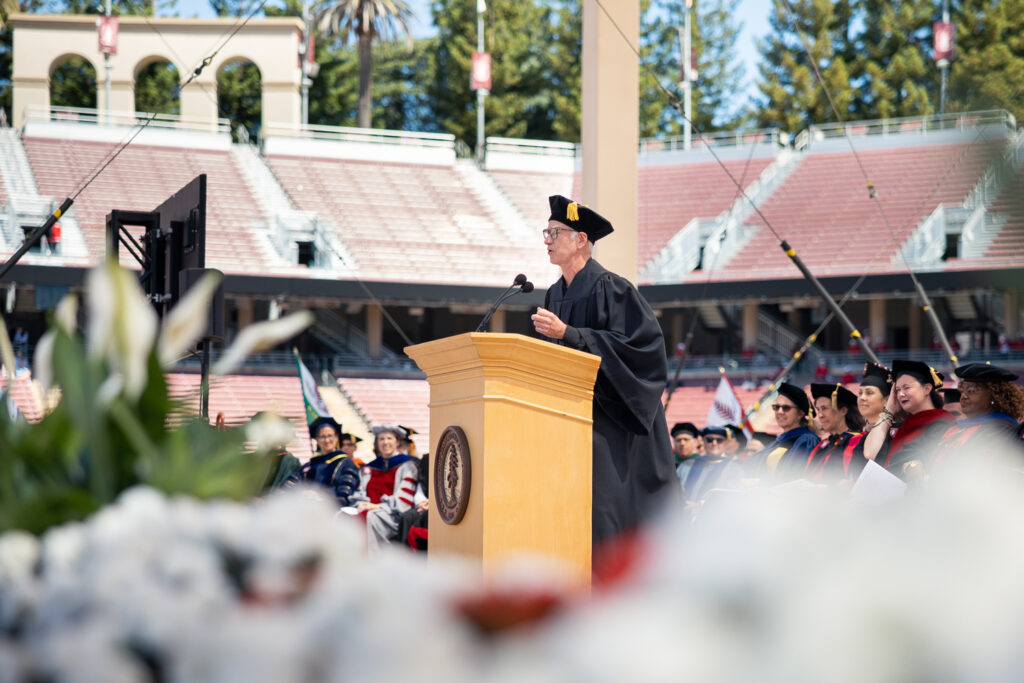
405, 332, 601, 583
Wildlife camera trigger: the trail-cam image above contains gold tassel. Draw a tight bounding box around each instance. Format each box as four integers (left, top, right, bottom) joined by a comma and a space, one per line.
832, 383, 840, 411
929, 366, 942, 387
567, 202, 580, 222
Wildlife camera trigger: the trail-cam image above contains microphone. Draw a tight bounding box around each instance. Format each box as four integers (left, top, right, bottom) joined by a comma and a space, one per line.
475, 274, 531, 332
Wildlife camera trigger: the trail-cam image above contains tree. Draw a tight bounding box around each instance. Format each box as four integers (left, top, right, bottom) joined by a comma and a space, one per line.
50, 56, 97, 109
135, 60, 180, 115
754, 0, 857, 133
548, 0, 581, 142
854, 0, 935, 120
315, 0, 414, 128
217, 60, 261, 142
947, 0, 1024, 121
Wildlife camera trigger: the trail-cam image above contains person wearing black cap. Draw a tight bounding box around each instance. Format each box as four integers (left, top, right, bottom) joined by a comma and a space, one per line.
863, 359, 954, 479
747, 382, 819, 478
804, 384, 868, 483
939, 388, 964, 420
671, 422, 701, 488
354, 424, 420, 555
531, 195, 675, 546
722, 424, 747, 456
930, 364, 1024, 467
340, 432, 365, 466
285, 416, 360, 506
681, 426, 742, 507
858, 362, 892, 429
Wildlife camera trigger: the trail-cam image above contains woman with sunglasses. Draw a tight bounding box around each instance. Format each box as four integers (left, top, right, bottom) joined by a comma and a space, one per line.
804, 383, 867, 483
930, 363, 1024, 468
748, 382, 819, 478
862, 359, 955, 478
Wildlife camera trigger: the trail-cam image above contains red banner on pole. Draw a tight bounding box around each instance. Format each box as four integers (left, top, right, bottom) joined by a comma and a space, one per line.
933, 21, 954, 62
98, 16, 118, 55
471, 52, 491, 92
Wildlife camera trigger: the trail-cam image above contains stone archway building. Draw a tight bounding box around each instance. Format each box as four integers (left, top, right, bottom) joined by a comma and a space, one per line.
9, 13, 303, 130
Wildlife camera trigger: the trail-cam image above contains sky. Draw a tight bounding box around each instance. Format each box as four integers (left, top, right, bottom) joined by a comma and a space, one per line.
172, 0, 773, 124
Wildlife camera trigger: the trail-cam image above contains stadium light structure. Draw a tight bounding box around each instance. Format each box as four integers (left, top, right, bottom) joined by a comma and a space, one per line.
934, 0, 954, 113
472, 0, 490, 166
677, 0, 696, 150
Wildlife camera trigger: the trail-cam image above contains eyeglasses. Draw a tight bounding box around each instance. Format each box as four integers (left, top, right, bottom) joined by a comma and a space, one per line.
703, 436, 725, 444
542, 227, 576, 241
315, 434, 336, 441
771, 404, 794, 412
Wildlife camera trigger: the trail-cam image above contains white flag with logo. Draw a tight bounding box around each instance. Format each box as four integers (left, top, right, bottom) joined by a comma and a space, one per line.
706, 372, 747, 434
294, 348, 331, 426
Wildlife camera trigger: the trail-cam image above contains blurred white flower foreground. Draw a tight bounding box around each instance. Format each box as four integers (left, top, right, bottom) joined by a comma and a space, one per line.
2, 459, 1024, 682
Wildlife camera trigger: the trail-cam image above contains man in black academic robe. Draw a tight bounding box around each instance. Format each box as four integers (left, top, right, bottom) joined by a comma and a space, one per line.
532, 195, 675, 545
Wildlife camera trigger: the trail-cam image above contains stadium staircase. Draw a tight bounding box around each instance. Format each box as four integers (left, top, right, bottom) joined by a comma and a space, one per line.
336, 377, 430, 452
961, 130, 1024, 262
756, 311, 825, 365
315, 382, 371, 446
0, 129, 88, 261
454, 159, 534, 240
310, 308, 408, 368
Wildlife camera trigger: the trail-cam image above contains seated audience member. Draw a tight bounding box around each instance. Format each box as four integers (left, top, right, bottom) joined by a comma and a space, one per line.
804, 384, 868, 483
671, 422, 700, 487
723, 424, 747, 456
356, 425, 420, 555
252, 411, 300, 492
340, 432, 365, 466
814, 359, 830, 381
931, 364, 1024, 467
743, 431, 777, 458
398, 424, 420, 458
286, 417, 360, 506
680, 426, 743, 507
862, 360, 954, 479
939, 388, 963, 419
858, 362, 892, 430
397, 451, 430, 552
748, 382, 819, 478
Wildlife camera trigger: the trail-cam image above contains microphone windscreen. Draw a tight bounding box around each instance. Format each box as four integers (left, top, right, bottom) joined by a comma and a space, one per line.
521, 281, 535, 293
513, 273, 527, 286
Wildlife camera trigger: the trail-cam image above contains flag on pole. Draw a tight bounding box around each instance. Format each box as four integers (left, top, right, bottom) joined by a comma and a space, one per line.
706, 367, 752, 437
294, 348, 330, 427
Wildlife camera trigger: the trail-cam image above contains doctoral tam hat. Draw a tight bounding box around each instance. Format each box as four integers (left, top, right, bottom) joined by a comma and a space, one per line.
340, 432, 364, 443
892, 359, 944, 388
700, 426, 729, 439
861, 362, 893, 393
811, 383, 858, 411
548, 195, 614, 242
776, 382, 811, 415
955, 363, 1019, 383
308, 416, 342, 439
671, 422, 699, 438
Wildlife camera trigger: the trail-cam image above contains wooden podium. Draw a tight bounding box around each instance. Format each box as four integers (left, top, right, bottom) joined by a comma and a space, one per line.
405, 332, 601, 583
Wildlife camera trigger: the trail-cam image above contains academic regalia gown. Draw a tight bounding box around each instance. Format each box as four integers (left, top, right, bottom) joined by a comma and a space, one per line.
544, 258, 676, 544
930, 413, 1023, 469
804, 432, 867, 483
880, 408, 954, 476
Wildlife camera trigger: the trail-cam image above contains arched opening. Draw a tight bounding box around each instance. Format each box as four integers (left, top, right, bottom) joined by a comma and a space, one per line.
50, 55, 97, 110
134, 58, 181, 115
217, 58, 262, 143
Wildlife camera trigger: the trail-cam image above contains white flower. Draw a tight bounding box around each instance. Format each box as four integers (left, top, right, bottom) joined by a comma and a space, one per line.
0, 531, 39, 584
211, 312, 313, 376
158, 271, 223, 369
54, 293, 78, 334
85, 263, 158, 400
32, 330, 56, 394
245, 413, 296, 453
0, 314, 17, 378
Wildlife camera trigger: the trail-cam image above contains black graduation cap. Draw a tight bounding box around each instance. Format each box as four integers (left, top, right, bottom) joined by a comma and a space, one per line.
939, 388, 961, 403
954, 363, 1019, 383
340, 432, 364, 443
861, 362, 893, 392
810, 383, 858, 411
776, 382, 811, 415
308, 416, 342, 439
892, 359, 944, 388
548, 195, 614, 243
723, 423, 748, 446
700, 425, 729, 439
671, 422, 699, 438
397, 425, 418, 442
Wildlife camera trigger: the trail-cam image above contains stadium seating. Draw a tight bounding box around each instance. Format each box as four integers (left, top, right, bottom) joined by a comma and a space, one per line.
984, 175, 1024, 260
336, 377, 430, 453
21, 137, 276, 273
0, 372, 45, 422
488, 169, 574, 228
166, 373, 312, 458
266, 155, 554, 285
724, 142, 998, 278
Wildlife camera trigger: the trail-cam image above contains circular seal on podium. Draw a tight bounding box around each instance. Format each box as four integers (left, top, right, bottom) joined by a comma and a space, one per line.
434, 426, 471, 525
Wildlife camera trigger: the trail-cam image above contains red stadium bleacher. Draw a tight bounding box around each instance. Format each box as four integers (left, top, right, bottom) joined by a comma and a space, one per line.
266, 155, 554, 285
488, 169, 574, 228
663, 385, 773, 433
166, 373, 313, 458
21, 137, 274, 273
336, 377, 430, 452
0, 372, 45, 422
723, 141, 999, 279
983, 172, 1024, 260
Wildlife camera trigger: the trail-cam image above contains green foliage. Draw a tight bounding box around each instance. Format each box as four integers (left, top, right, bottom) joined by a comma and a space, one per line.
50, 56, 97, 109
855, 0, 935, 119
217, 59, 261, 142
755, 0, 857, 132
947, 0, 1024, 121
0, 321, 267, 536
52, 0, 153, 15
135, 59, 181, 115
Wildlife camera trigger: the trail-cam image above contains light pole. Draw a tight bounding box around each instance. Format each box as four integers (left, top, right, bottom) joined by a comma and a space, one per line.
474, 0, 487, 166
677, 0, 695, 150
104, 0, 112, 123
